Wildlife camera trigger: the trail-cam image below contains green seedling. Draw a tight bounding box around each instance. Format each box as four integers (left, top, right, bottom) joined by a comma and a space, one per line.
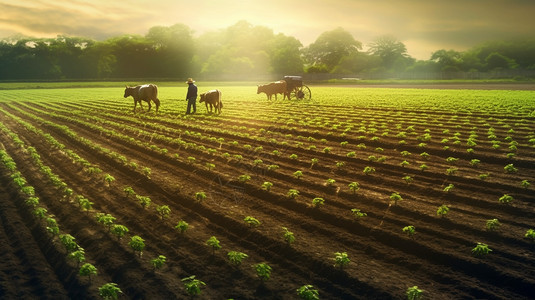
403, 225, 416, 237
436, 205, 449, 218
333, 252, 350, 269
472, 242, 492, 257
282, 227, 295, 245
244, 216, 261, 227
296, 285, 319, 300
253, 263, 272, 281
98, 282, 122, 300
486, 219, 501, 231
206, 236, 221, 254
175, 220, 189, 234
182, 275, 205, 296
227, 251, 248, 266
406, 285, 424, 300
151, 255, 166, 270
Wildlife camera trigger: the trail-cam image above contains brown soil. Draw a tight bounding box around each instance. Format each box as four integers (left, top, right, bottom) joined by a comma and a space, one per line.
0, 93, 534, 299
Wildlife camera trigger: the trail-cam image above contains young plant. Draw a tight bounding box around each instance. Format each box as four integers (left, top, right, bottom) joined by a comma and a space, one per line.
282, 227, 295, 245
436, 205, 449, 218
419, 164, 428, 171
261, 181, 273, 191
363, 166, 375, 175
136, 195, 151, 209
504, 163, 518, 173
443, 184, 455, 193
400, 160, 410, 168
325, 178, 336, 187
59, 234, 79, 253
111, 224, 129, 240
351, 208, 367, 220
103, 174, 115, 186
335, 161, 345, 170
296, 285, 320, 300
525, 229, 535, 241
195, 191, 206, 203
69, 248, 86, 267
287, 189, 300, 200
206, 236, 222, 254
244, 216, 261, 228
293, 170, 304, 179
402, 175, 413, 184
310, 158, 319, 168
253, 263, 272, 281
123, 186, 135, 198
175, 220, 189, 234
205, 162, 215, 170
470, 159, 481, 167
129, 235, 145, 257
238, 174, 251, 183
406, 285, 424, 300
95, 213, 116, 231
156, 205, 171, 220
445, 167, 458, 176
403, 225, 416, 237
521, 180, 530, 189
151, 255, 166, 270
227, 251, 248, 266
182, 275, 205, 296
486, 218, 501, 231
389, 192, 403, 205
311, 197, 325, 208
472, 242, 492, 257
267, 164, 279, 171
98, 283, 123, 300
290, 154, 298, 160
348, 182, 360, 193
79, 263, 97, 283
498, 194, 513, 204
333, 252, 350, 269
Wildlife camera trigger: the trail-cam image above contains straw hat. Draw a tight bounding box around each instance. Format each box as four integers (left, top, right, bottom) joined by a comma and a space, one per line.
186, 78, 195, 84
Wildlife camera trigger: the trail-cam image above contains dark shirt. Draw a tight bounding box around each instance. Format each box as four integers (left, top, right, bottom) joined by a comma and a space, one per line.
187, 83, 198, 99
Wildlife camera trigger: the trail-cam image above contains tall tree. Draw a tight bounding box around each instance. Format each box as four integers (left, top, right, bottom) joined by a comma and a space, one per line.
304, 27, 362, 72
368, 35, 409, 71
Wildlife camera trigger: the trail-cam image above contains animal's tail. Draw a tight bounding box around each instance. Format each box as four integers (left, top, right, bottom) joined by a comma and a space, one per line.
219, 90, 223, 108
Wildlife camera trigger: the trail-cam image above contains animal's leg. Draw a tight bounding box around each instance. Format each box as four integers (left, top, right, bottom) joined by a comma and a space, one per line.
147, 100, 152, 112
133, 100, 137, 112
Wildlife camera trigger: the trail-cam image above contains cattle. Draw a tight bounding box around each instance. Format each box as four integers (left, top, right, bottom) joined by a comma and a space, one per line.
257, 80, 289, 100
199, 89, 223, 114
124, 84, 160, 112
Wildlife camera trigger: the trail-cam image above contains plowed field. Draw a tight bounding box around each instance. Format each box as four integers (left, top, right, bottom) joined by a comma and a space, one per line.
1, 85, 534, 299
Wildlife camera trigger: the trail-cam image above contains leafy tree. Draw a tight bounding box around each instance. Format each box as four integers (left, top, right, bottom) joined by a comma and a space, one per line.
368, 35, 410, 71
304, 27, 362, 71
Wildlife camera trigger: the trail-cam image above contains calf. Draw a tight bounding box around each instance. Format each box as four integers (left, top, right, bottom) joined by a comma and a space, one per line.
199, 89, 223, 114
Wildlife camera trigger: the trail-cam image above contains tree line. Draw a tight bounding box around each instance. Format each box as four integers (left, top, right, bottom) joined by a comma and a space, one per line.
1, 21, 534, 81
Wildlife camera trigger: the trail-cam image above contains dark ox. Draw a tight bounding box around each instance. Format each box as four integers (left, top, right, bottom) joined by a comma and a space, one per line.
199, 90, 223, 114
124, 84, 160, 112
257, 80, 289, 100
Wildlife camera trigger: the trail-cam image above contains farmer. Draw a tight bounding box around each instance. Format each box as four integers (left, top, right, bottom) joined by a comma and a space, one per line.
185, 78, 197, 114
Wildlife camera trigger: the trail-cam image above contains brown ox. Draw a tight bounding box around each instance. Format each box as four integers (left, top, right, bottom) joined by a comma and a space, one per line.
257, 80, 289, 100
124, 84, 160, 112
199, 89, 223, 114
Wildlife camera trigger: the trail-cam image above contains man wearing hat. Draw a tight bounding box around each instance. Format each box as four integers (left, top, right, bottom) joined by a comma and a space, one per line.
185, 78, 197, 114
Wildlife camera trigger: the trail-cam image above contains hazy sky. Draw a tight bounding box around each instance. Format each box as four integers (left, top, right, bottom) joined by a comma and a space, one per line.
1, 0, 534, 59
